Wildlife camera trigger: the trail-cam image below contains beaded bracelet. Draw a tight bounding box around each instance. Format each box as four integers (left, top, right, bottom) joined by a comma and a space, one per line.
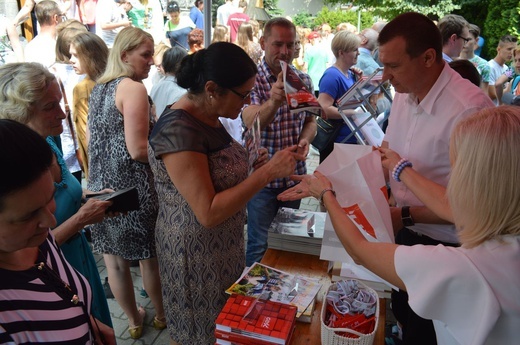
319, 188, 336, 207
392, 158, 413, 182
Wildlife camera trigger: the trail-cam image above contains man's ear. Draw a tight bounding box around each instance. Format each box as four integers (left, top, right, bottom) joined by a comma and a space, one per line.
423, 48, 437, 67
260, 36, 265, 51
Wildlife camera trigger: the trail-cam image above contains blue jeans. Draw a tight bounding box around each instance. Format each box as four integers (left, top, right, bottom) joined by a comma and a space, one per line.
246, 187, 301, 266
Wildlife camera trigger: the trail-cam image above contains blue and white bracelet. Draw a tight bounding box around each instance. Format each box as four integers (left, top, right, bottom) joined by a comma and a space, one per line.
392, 158, 413, 182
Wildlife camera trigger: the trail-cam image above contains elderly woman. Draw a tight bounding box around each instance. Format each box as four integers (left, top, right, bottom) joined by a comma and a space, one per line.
87, 27, 164, 339
280, 106, 520, 344
0, 120, 115, 344
0, 62, 113, 328
314, 30, 362, 162
148, 42, 303, 344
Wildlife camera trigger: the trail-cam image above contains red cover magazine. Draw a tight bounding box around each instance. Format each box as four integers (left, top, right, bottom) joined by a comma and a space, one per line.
215, 294, 297, 345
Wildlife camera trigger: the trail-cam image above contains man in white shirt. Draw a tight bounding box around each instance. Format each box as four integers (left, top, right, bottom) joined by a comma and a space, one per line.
216, 0, 237, 27
95, 0, 131, 48
24, 0, 63, 68
488, 34, 517, 105
379, 12, 494, 345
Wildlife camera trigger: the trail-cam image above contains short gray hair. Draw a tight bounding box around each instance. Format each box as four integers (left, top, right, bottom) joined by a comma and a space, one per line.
0, 63, 56, 124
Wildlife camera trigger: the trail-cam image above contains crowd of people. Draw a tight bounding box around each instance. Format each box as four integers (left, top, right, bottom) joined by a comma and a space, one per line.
0, 2, 519, 345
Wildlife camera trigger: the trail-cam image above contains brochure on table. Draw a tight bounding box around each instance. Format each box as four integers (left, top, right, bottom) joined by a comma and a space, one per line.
316, 144, 396, 291
226, 262, 322, 318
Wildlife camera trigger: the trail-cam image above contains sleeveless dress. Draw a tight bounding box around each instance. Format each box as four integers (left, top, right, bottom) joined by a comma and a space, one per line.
148, 109, 248, 344
46, 138, 113, 327
87, 77, 158, 260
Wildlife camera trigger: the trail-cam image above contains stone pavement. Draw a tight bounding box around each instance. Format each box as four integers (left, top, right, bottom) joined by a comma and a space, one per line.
93, 148, 322, 344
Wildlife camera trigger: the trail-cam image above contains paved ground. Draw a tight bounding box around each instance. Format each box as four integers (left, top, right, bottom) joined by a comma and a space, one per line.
93, 148, 322, 344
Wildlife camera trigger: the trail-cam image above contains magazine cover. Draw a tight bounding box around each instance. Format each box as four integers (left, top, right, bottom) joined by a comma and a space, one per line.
226, 262, 322, 318
280, 60, 322, 116
243, 112, 261, 174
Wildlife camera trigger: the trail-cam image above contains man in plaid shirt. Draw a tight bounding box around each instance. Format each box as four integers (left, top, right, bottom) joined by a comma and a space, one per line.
241, 17, 317, 267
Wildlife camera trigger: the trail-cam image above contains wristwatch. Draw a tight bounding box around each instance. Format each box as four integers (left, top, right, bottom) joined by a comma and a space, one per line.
401, 206, 415, 227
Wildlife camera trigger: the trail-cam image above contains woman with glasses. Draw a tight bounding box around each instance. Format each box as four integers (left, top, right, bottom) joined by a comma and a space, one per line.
148, 42, 304, 344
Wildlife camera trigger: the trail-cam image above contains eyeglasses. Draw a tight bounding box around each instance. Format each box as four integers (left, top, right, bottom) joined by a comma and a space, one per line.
229, 88, 253, 100
457, 35, 471, 45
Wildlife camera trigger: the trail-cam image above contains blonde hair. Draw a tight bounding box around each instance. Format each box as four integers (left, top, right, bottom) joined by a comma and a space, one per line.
212, 25, 228, 43
331, 30, 361, 58
448, 106, 520, 248
97, 27, 154, 84
0, 63, 56, 124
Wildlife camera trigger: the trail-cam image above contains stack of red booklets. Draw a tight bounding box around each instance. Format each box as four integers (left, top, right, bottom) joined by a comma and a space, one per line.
215, 294, 297, 345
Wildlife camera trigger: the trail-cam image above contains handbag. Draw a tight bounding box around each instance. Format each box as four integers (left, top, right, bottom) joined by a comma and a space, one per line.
311, 117, 343, 152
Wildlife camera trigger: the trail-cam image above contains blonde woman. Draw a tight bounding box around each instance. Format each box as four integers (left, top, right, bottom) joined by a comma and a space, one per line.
211, 24, 229, 43
235, 22, 262, 65
280, 106, 520, 344
87, 27, 165, 339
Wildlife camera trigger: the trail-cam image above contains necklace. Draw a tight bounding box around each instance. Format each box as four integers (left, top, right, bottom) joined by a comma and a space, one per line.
35, 261, 80, 305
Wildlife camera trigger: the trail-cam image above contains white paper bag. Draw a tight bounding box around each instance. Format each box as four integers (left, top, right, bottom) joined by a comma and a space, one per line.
317, 144, 394, 265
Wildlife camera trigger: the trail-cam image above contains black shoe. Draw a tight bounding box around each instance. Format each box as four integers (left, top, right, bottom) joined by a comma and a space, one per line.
103, 277, 114, 299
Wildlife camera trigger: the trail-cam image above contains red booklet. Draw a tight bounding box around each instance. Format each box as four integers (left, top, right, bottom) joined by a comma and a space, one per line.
215, 294, 297, 345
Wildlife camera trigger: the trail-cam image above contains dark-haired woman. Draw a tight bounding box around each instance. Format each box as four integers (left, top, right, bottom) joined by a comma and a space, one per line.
149, 46, 187, 116
148, 42, 304, 344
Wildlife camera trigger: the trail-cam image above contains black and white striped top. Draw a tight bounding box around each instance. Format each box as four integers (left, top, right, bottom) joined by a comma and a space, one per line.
0, 231, 93, 344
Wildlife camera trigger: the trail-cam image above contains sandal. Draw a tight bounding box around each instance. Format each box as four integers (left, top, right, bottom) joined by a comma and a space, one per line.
153, 316, 167, 330
128, 306, 146, 339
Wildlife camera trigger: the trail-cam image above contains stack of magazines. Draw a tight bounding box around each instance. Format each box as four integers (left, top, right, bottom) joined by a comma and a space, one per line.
267, 208, 326, 256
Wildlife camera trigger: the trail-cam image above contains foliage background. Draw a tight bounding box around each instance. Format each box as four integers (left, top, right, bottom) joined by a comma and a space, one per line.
211, 0, 518, 61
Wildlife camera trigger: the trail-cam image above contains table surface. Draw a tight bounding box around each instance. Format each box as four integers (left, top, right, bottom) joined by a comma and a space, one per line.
260, 248, 386, 345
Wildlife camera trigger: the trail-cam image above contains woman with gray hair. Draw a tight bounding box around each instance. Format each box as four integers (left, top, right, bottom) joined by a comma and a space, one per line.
314, 30, 362, 162
0, 62, 114, 329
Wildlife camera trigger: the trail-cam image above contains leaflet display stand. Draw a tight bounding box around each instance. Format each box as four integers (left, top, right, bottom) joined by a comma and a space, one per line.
336, 67, 393, 145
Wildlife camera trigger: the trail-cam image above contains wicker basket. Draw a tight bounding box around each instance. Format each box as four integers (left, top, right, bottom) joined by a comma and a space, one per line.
320, 280, 379, 345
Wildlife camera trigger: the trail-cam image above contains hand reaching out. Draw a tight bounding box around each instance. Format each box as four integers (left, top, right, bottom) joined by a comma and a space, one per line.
277, 171, 333, 201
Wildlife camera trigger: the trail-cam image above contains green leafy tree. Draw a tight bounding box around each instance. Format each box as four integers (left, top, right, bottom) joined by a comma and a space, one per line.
314, 7, 374, 31
483, 0, 520, 59
293, 11, 315, 28
324, 0, 476, 20
263, 0, 283, 17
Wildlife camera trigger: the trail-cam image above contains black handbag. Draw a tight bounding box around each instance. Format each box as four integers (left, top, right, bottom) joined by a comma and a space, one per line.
311, 117, 343, 151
